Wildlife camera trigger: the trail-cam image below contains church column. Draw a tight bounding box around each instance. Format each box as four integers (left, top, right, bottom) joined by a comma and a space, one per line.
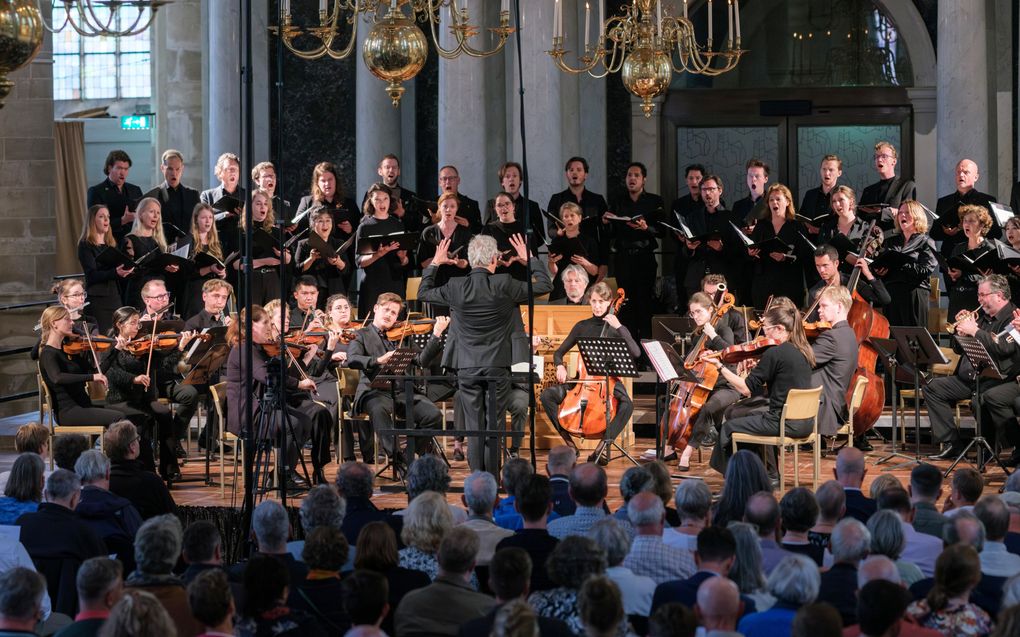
204, 0, 241, 186
631, 96, 664, 195
356, 10, 404, 202
154, 0, 203, 187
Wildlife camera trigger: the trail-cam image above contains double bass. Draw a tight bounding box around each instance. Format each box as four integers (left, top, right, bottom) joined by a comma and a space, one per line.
558, 289, 627, 439
661, 286, 736, 450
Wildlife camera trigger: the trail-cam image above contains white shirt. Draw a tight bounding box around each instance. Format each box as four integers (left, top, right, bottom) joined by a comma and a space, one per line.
606, 565, 656, 616
899, 520, 942, 577
663, 527, 700, 552
944, 504, 975, 518
979, 541, 1020, 578
0, 532, 52, 619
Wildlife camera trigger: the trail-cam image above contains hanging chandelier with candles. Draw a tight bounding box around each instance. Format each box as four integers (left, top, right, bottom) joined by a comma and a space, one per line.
549, 0, 746, 117
272, 0, 515, 107
37, 0, 168, 37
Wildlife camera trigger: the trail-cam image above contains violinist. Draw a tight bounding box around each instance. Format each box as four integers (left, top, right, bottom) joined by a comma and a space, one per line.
925, 275, 1020, 463
103, 306, 182, 481
806, 245, 889, 322
747, 184, 808, 310
224, 305, 316, 491
808, 286, 859, 440
121, 197, 180, 310
701, 275, 747, 340
179, 202, 227, 319
322, 293, 354, 365
417, 192, 472, 309
345, 293, 446, 473
290, 276, 324, 330
183, 279, 233, 331
78, 204, 132, 332
356, 183, 410, 318
539, 281, 641, 464
294, 208, 348, 304
944, 205, 994, 319
235, 188, 291, 306
548, 202, 602, 302
707, 303, 815, 479
873, 200, 938, 329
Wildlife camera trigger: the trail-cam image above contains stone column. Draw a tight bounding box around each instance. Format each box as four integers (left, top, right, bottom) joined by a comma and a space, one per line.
251, 0, 272, 164
204, 0, 241, 186
356, 8, 404, 202
154, 0, 203, 188
907, 87, 936, 207
631, 96, 664, 195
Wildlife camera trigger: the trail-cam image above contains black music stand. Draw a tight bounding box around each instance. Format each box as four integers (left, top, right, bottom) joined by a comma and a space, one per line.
180, 334, 230, 485
371, 348, 419, 480
945, 334, 1010, 478
879, 329, 945, 469
641, 339, 700, 464
651, 316, 697, 356
575, 337, 640, 466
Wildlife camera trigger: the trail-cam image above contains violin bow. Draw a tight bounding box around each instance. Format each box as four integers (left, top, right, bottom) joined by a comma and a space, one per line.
80, 318, 102, 374
144, 310, 160, 380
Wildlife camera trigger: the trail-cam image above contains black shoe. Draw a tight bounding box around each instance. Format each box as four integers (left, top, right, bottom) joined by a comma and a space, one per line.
163, 468, 182, 485
928, 443, 964, 460
313, 468, 327, 485
453, 448, 465, 462
175, 441, 188, 459
853, 436, 873, 452
1003, 452, 1020, 468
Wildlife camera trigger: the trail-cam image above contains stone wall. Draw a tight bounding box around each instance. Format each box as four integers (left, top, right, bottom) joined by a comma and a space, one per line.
154, 0, 205, 188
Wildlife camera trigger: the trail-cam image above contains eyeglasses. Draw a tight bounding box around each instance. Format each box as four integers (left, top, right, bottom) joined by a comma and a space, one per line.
145, 293, 170, 300
438, 176, 459, 182
762, 324, 782, 332
65, 292, 87, 299
874, 153, 894, 160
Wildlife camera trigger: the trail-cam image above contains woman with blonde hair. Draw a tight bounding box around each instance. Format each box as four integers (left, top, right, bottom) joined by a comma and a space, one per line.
747, 183, 808, 309
874, 199, 937, 328
180, 202, 226, 318
397, 491, 454, 581
121, 197, 178, 309
944, 204, 994, 318
98, 590, 177, 637
355, 182, 409, 316
78, 204, 131, 332
233, 189, 291, 306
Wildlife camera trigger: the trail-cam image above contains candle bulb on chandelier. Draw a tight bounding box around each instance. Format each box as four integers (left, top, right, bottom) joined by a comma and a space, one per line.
656, 0, 662, 31
584, 3, 590, 51
735, 0, 741, 40
319, 0, 326, 13
598, 0, 604, 41
707, 0, 713, 43
501, 0, 508, 13
727, 0, 733, 47
683, 0, 688, 19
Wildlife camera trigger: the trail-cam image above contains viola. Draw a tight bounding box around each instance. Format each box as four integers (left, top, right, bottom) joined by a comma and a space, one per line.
62, 335, 115, 356
260, 340, 309, 358
124, 332, 210, 356
710, 336, 783, 365
802, 320, 832, 339
385, 319, 436, 341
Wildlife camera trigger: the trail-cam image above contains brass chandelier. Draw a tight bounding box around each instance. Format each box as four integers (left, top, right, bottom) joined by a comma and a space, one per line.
272, 0, 515, 107
38, 0, 168, 37
549, 0, 746, 117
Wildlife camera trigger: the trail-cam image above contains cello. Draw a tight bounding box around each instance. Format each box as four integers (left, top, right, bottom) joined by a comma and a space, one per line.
661, 286, 736, 450
558, 288, 627, 439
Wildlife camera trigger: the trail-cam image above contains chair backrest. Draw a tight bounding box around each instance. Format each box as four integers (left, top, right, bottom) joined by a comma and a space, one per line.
848, 375, 869, 415
782, 386, 824, 422
933, 347, 960, 376
339, 368, 361, 397
209, 382, 227, 424
37, 366, 56, 429
406, 277, 422, 301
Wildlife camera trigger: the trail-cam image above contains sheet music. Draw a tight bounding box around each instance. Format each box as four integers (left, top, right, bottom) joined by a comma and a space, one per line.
171, 243, 190, 258
991, 202, 1014, 227
214, 211, 232, 222
511, 355, 544, 374
642, 340, 679, 382
186, 327, 211, 359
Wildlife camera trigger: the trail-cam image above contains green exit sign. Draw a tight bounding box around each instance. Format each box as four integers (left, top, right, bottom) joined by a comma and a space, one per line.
120, 115, 151, 130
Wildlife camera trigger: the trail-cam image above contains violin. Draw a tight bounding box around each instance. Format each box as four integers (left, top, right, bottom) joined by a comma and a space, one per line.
260, 340, 310, 358
708, 335, 783, 365
62, 335, 115, 356
385, 319, 436, 341
124, 332, 210, 356
802, 320, 832, 339
286, 329, 329, 347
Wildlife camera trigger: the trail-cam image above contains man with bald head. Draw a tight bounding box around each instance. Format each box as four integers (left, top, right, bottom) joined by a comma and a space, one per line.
933, 158, 998, 258
623, 492, 696, 584
835, 447, 876, 523
547, 463, 613, 539
695, 576, 744, 637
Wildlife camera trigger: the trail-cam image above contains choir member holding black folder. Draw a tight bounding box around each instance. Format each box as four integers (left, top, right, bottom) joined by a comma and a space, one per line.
355, 182, 412, 316
87, 150, 143, 245
873, 200, 937, 328
798, 154, 843, 234
417, 193, 472, 314
200, 152, 246, 241
120, 198, 182, 310
547, 202, 601, 302
673, 174, 737, 304
295, 207, 350, 307
293, 162, 360, 236
78, 204, 133, 332
931, 159, 998, 258
743, 184, 808, 309
233, 189, 291, 306
817, 186, 870, 260
178, 203, 227, 319
942, 205, 995, 318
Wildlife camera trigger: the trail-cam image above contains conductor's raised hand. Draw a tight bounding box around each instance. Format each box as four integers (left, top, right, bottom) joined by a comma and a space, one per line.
509, 233, 529, 261
433, 237, 451, 265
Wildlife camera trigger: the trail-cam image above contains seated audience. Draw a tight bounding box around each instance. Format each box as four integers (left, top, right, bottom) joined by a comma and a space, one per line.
395, 527, 495, 636
0, 568, 47, 637
398, 491, 455, 582
905, 544, 992, 637
56, 557, 123, 637
624, 491, 696, 584
181, 521, 224, 584
546, 445, 578, 517
288, 485, 347, 564
578, 575, 629, 637
495, 473, 560, 592
791, 603, 843, 637
867, 510, 923, 586
944, 468, 982, 518
335, 462, 402, 546
0, 423, 50, 492
909, 463, 949, 540
647, 603, 697, 637
236, 554, 325, 637
229, 500, 309, 605
591, 517, 655, 617
663, 479, 712, 552
460, 471, 513, 566
548, 462, 613, 539
652, 526, 756, 617
528, 535, 608, 635
187, 570, 235, 637
293, 527, 351, 635
712, 450, 772, 531
104, 421, 176, 520
843, 563, 941, 637
744, 491, 791, 575
646, 461, 683, 527
809, 480, 845, 548
727, 521, 775, 612
353, 522, 430, 636
817, 517, 870, 626
694, 575, 744, 637
857, 580, 916, 637
877, 486, 941, 577
492, 457, 536, 530
124, 514, 201, 637
780, 487, 824, 566
488, 600, 540, 637
341, 570, 390, 633
737, 554, 820, 637
53, 434, 90, 472
0, 535, 52, 625
835, 448, 875, 523
398, 455, 467, 523
100, 590, 176, 637
974, 495, 1020, 577
869, 474, 904, 501
74, 450, 143, 571
0, 452, 44, 525
612, 465, 653, 524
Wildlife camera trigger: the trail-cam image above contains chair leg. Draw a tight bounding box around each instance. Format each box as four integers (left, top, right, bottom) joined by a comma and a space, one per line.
779, 444, 786, 493
219, 435, 225, 499
813, 438, 820, 489
794, 443, 800, 487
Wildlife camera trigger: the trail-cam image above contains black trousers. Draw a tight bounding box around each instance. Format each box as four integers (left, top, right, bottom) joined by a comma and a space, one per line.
614, 251, 657, 341
885, 284, 929, 329
687, 387, 743, 449
107, 400, 178, 476
253, 403, 313, 473
458, 367, 511, 474
540, 381, 633, 448
160, 381, 199, 441
58, 404, 151, 469
361, 391, 442, 460
710, 411, 814, 476
925, 374, 1014, 446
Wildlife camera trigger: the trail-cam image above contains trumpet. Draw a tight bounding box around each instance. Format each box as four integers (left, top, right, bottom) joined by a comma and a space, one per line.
946, 306, 981, 333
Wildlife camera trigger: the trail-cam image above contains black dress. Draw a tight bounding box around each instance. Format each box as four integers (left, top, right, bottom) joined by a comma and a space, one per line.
121, 234, 162, 310
879, 232, 937, 328
355, 216, 409, 316
749, 218, 808, 309
546, 231, 601, 301
294, 231, 348, 306
38, 345, 126, 427
78, 240, 123, 333
417, 223, 473, 313
179, 236, 224, 319
481, 219, 535, 282
946, 239, 991, 319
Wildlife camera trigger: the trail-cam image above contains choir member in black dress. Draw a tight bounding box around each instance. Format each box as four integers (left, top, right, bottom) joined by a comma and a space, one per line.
817, 185, 870, 262
484, 162, 546, 243
731, 159, 770, 228
806, 246, 890, 322
78, 204, 133, 332
547, 202, 601, 301
669, 163, 705, 309
932, 158, 999, 258
546, 157, 610, 277
294, 161, 360, 239
678, 175, 740, 303
747, 184, 808, 309
295, 208, 348, 306
180, 203, 227, 319
481, 191, 537, 282
121, 197, 180, 310
799, 154, 843, 235
605, 161, 664, 341
199, 152, 246, 240
417, 192, 472, 315
234, 189, 291, 307
365, 154, 425, 235
1004, 217, 1020, 302
539, 282, 641, 463
103, 306, 183, 481
87, 150, 143, 245
873, 200, 937, 328
945, 205, 994, 319
356, 183, 411, 317
708, 303, 815, 477
252, 161, 292, 222
150, 149, 201, 240
859, 141, 916, 229
437, 165, 483, 233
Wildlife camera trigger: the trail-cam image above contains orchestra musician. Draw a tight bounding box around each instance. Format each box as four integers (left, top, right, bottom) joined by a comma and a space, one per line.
932, 159, 999, 258
183, 279, 233, 331
484, 162, 545, 244
799, 155, 843, 234
808, 286, 860, 439
679, 176, 737, 305
234, 188, 291, 307
87, 150, 143, 245
417, 192, 473, 314
199, 152, 246, 238
289, 276, 324, 330
546, 157, 610, 277
550, 265, 589, 306
806, 245, 889, 322
708, 302, 815, 479
179, 202, 227, 318
701, 275, 747, 341
294, 208, 348, 305
548, 202, 601, 302
859, 141, 916, 228
944, 205, 994, 319
539, 281, 641, 465
78, 204, 134, 333
356, 183, 410, 318
873, 200, 937, 329
224, 305, 317, 491
31, 279, 101, 362
747, 184, 808, 309
924, 275, 1020, 463
121, 197, 180, 310
437, 165, 483, 233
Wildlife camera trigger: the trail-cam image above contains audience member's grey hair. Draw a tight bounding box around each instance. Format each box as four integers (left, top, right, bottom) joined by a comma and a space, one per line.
727, 522, 767, 594
560, 263, 589, 287
943, 510, 985, 552
468, 234, 500, 268
974, 495, 1010, 541
856, 555, 901, 589
134, 514, 183, 575
767, 554, 820, 606
437, 526, 480, 575
464, 471, 498, 516
589, 517, 633, 567
45, 468, 81, 502
406, 454, 451, 500
814, 480, 846, 522
831, 517, 871, 564
300, 485, 346, 533
252, 499, 290, 551
336, 461, 374, 499
674, 479, 712, 523
501, 458, 534, 497
77, 557, 123, 603
618, 466, 653, 502
1003, 573, 1020, 608
628, 492, 665, 527
1005, 471, 1020, 493
867, 510, 906, 560
74, 449, 111, 484
0, 568, 46, 622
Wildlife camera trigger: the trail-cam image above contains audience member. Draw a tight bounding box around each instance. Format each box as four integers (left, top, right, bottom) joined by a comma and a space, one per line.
335, 462, 402, 546
180, 521, 224, 584
647, 603, 697, 637
546, 445, 578, 517
548, 463, 613, 539
0, 532, 51, 625
124, 514, 201, 637
868, 510, 923, 586
737, 554, 820, 637
713, 450, 772, 531
877, 486, 941, 577
791, 603, 843, 637
835, 448, 875, 524
460, 471, 513, 565
780, 487, 824, 565
487, 600, 540, 637
104, 422, 176, 520
944, 468, 982, 518
909, 464, 948, 539
492, 458, 536, 530
991, 606, 1020, 637
857, 554, 901, 587
0, 424, 50, 492
726, 522, 774, 611
809, 480, 846, 549
0, 568, 47, 636
591, 517, 655, 617
998, 489, 1020, 554
744, 491, 790, 575
341, 570, 390, 631
817, 517, 870, 626
56, 557, 123, 637
663, 479, 712, 552
578, 576, 629, 637
398, 491, 455, 582
528, 535, 607, 635
293, 527, 351, 635
53, 434, 90, 472
187, 570, 235, 637
694, 575, 744, 637
973, 495, 1020, 577
0, 453, 44, 524
495, 474, 560, 592
624, 491, 696, 583
74, 450, 143, 571
230, 500, 309, 604
236, 554, 325, 637
868, 474, 903, 501
1005, 573, 1020, 607
905, 545, 991, 637
399, 455, 467, 523
96, 590, 176, 637
353, 522, 430, 636
395, 527, 495, 636
288, 485, 347, 564
844, 575, 941, 637
612, 465, 653, 524
652, 526, 756, 617
646, 461, 682, 526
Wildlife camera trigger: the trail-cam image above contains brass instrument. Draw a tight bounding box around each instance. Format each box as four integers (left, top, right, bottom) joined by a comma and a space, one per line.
946, 306, 981, 334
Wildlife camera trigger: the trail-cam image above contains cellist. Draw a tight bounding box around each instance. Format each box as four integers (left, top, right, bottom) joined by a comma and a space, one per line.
539, 281, 641, 464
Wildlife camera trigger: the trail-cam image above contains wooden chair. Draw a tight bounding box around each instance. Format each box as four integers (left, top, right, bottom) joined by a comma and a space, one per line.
731, 386, 824, 491
338, 368, 372, 464
37, 369, 105, 471
831, 375, 869, 452
208, 382, 242, 499
899, 346, 964, 439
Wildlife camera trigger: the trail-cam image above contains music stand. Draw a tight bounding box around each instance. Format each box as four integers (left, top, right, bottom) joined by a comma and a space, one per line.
181, 328, 230, 386
370, 348, 419, 480
880, 329, 944, 469
575, 337, 640, 466
945, 334, 1010, 478
641, 339, 701, 465
651, 316, 696, 356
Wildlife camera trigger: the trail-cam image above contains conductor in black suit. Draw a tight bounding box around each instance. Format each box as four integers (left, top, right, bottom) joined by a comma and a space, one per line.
418, 234, 553, 473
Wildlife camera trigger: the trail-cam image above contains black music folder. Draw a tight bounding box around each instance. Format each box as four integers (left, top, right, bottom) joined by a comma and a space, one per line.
547, 235, 588, 261
357, 231, 418, 254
